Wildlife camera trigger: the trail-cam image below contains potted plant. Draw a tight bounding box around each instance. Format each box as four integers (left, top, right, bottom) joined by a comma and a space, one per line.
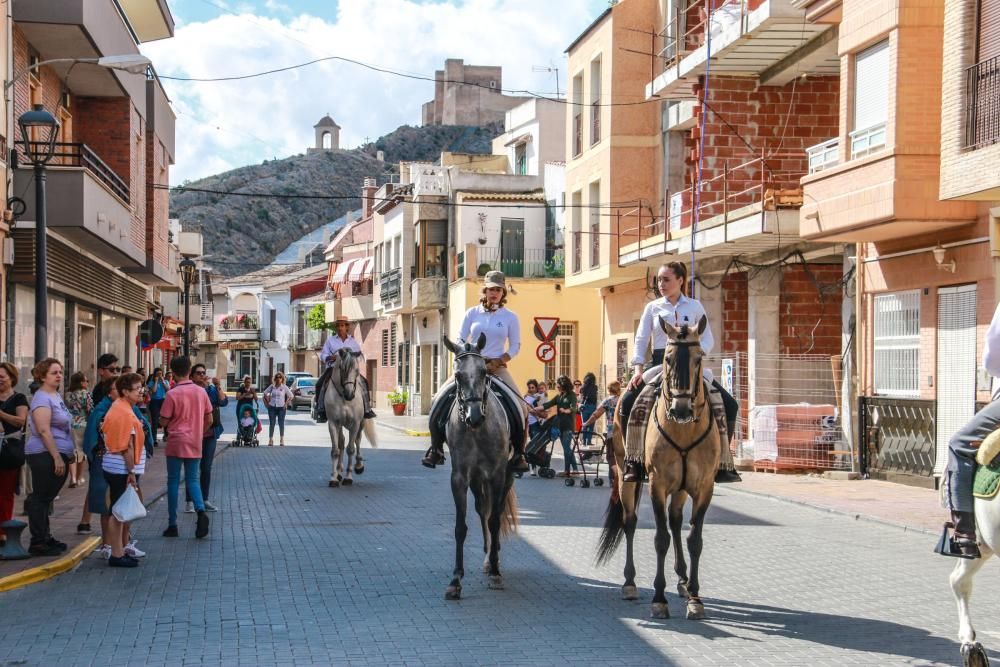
388, 388, 409, 416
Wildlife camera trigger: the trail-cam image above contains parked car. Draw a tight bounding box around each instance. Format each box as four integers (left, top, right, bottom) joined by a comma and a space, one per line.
285, 371, 313, 384
289, 376, 318, 410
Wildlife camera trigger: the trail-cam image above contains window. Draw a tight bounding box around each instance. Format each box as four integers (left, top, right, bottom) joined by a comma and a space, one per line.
967, 1, 1000, 149
390, 323, 397, 366
572, 73, 584, 157
851, 40, 889, 158
589, 181, 601, 269
616, 339, 629, 384
544, 323, 578, 385
420, 221, 447, 278
977, 0, 1000, 62
381, 329, 390, 366
590, 57, 602, 145
514, 142, 527, 175
432, 343, 440, 391
571, 190, 582, 274
414, 346, 422, 394
872, 290, 920, 397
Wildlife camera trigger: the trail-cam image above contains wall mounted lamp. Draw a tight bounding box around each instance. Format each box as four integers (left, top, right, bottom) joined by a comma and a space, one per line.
932, 244, 957, 273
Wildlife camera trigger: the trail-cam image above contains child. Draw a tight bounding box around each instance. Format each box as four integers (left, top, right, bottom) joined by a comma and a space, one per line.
533, 375, 578, 477
240, 406, 256, 429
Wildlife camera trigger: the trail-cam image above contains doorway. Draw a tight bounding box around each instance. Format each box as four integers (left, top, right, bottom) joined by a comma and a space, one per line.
935, 284, 977, 475
77, 307, 98, 384
500, 218, 525, 277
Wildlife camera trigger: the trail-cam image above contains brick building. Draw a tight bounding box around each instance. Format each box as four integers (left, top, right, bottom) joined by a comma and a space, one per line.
7, 0, 178, 387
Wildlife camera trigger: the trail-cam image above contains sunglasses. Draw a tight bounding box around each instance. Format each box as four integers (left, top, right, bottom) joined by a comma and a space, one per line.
193, 370, 207, 375
102, 366, 121, 373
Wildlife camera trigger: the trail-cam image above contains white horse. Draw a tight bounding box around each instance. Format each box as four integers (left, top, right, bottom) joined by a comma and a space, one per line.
951, 465, 1000, 666
323, 348, 378, 487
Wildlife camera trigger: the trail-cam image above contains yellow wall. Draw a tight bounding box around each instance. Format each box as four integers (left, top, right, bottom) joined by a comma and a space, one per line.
446, 278, 603, 389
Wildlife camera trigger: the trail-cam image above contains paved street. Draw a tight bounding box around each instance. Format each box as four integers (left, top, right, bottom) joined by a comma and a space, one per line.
0, 409, 995, 666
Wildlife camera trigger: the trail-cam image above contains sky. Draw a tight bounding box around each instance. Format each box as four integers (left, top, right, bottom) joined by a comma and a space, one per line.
142, 0, 611, 184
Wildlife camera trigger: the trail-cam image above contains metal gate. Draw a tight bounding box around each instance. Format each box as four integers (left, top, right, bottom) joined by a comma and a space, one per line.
859, 396, 936, 482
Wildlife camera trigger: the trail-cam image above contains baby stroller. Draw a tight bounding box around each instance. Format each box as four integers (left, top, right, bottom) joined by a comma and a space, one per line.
233, 403, 261, 447
525, 415, 558, 479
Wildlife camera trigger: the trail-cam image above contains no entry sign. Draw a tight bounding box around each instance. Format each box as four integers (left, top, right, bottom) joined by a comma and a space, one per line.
536, 342, 556, 363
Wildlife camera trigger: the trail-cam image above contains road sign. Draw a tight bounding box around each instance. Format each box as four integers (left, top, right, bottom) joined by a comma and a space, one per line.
721, 358, 734, 393
137, 319, 164, 349
533, 317, 560, 342
536, 342, 556, 363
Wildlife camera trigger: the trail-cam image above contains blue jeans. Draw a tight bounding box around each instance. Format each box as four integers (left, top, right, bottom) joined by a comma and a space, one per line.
167, 457, 204, 526
185, 436, 217, 503
580, 403, 596, 445
559, 431, 578, 474
267, 405, 287, 439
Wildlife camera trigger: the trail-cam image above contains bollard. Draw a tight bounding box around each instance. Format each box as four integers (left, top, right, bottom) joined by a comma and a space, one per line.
0, 519, 30, 560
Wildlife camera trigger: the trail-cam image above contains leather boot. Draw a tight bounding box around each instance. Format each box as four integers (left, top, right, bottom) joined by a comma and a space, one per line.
950, 510, 981, 558
422, 389, 454, 468
313, 368, 331, 423
715, 469, 742, 483
623, 460, 644, 482
509, 417, 529, 472
422, 446, 445, 469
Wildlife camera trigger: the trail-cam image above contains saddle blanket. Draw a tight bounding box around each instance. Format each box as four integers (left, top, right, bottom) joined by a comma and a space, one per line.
974, 456, 1000, 499
625, 371, 727, 456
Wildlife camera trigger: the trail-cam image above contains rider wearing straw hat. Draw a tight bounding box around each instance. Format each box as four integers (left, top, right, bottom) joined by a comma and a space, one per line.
422, 270, 530, 472
313, 315, 377, 423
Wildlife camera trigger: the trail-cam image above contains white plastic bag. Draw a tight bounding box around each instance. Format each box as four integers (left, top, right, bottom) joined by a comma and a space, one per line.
112, 484, 147, 522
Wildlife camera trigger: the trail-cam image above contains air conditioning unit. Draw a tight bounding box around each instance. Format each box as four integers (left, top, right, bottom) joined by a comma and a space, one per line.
2, 237, 13, 266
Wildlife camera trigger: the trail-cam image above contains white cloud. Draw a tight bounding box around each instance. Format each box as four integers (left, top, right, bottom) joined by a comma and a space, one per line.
141, 1, 601, 183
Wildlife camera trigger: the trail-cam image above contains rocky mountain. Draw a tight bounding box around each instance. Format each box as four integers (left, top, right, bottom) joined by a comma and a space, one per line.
170, 122, 502, 277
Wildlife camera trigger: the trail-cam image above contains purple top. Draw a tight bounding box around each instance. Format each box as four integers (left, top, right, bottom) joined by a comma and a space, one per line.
26, 390, 75, 456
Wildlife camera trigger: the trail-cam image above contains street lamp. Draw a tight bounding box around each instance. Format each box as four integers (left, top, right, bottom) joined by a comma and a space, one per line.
180, 257, 197, 357
17, 105, 59, 362
3, 55, 153, 93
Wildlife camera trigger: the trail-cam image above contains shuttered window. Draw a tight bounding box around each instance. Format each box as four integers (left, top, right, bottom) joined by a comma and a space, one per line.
852, 40, 890, 157
872, 290, 920, 397
935, 285, 977, 475
979, 0, 1000, 62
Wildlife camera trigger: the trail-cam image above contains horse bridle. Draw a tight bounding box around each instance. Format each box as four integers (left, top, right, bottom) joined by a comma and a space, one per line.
331, 354, 358, 399
659, 338, 704, 407
454, 350, 489, 419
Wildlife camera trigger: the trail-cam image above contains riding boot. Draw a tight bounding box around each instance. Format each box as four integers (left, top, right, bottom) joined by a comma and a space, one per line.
947, 510, 982, 559
509, 417, 530, 473
360, 376, 377, 420
313, 367, 331, 423
709, 382, 742, 484
422, 390, 454, 468
622, 460, 644, 482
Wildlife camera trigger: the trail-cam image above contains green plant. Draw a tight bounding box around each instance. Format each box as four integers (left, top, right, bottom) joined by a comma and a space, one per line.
307, 304, 332, 331
387, 388, 409, 405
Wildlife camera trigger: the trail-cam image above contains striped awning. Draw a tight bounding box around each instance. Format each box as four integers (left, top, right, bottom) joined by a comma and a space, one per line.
348, 257, 373, 282
331, 259, 359, 284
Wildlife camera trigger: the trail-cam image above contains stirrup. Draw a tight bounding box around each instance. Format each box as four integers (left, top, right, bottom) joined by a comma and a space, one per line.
509, 455, 529, 473
422, 448, 445, 469
364, 410, 377, 419
934, 521, 981, 559
623, 461, 644, 483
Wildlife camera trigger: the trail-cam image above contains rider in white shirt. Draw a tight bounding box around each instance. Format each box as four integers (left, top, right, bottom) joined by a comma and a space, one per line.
618, 261, 741, 484
941, 301, 1000, 558
422, 270, 529, 472
313, 315, 376, 422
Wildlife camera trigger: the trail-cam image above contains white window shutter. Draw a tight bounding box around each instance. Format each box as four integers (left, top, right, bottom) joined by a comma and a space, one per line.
854, 41, 890, 132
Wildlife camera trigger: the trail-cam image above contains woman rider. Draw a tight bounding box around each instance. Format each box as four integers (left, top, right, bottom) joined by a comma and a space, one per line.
617, 261, 742, 484
421, 270, 530, 472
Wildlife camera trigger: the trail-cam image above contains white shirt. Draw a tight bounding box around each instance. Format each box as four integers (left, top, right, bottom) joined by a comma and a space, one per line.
631, 294, 714, 366
459, 305, 521, 360
264, 384, 294, 408
984, 302, 1000, 378
320, 334, 363, 366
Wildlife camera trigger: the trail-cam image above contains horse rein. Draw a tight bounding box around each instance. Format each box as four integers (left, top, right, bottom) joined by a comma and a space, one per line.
454, 350, 490, 419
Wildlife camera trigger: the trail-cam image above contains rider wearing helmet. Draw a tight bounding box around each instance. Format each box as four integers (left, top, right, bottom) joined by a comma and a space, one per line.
313, 315, 376, 423
422, 270, 530, 472
941, 301, 1000, 559
617, 261, 741, 484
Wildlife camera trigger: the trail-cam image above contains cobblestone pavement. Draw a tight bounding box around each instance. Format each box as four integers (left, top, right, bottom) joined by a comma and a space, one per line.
0, 410, 996, 666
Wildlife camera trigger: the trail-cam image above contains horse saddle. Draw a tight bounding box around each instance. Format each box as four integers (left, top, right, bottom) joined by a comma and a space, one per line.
625, 372, 727, 452
972, 428, 1000, 499
431, 378, 524, 456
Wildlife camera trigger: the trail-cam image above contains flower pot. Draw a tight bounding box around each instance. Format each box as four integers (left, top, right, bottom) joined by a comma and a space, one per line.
392, 403, 406, 416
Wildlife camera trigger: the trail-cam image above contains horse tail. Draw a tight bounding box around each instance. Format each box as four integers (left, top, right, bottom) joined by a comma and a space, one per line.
499, 487, 519, 537
362, 418, 378, 448
595, 480, 643, 566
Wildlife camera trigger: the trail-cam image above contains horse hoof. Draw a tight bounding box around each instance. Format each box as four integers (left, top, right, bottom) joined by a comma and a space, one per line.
622, 585, 640, 601
342, 478, 353, 486
354, 464, 365, 475
482, 562, 490, 574
650, 602, 670, 619
328, 479, 340, 488
677, 582, 690, 599
488, 575, 504, 590
686, 600, 706, 620
961, 642, 990, 667
444, 586, 462, 600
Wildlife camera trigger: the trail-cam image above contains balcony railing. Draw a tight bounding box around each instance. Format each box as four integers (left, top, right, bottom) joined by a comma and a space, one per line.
380, 266, 402, 303
659, 0, 749, 74
965, 54, 1000, 149
591, 101, 601, 145
18, 141, 129, 203
849, 122, 887, 160
218, 311, 259, 331
806, 138, 839, 174
476, 246, 564, 279
291, 327, 323, 350
573, 113, 582, 157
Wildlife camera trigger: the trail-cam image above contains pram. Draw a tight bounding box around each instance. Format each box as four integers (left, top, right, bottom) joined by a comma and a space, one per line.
524, 415, 608, 487
525, 415, 558, 479
233, 403, 261, 447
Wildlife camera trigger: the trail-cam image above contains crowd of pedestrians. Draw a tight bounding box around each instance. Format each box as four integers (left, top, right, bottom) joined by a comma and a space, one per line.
0, 353, 228, 567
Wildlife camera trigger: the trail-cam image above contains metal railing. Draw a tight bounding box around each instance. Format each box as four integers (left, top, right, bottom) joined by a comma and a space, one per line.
291, 327, 323, 350
965, 54, 1000, 149
219, 311, 259, 331
573, 113, 582, 157
659, 0, 749, 76
17, 141, 130, 203
806, 138, 840, 174
858, 396, 936, 480
849, 122, 887, 159
572, 231, 582, 274
476, 246, 563, 279
591, 101, 601, 145
380, 266, 402, 302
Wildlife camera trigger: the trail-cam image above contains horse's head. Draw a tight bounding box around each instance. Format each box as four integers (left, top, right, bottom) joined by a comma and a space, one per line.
443, 333, 488, 428
659, 315, 707, 423
332, 347, 362, 401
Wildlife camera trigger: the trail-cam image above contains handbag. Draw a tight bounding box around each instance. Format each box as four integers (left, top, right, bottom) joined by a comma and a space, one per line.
111, 484, 147, 522
0, 432, 25, 469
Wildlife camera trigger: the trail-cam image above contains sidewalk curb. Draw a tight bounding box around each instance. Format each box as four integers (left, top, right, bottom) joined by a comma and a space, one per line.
724, 485, 938, 537
0, 442, 233, 594
0, 536, 101, 593
378, 422, 430, 437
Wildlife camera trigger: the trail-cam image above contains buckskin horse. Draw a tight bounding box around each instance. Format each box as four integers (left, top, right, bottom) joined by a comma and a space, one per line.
440, 334, 519, 600
596, 315, 720, 620
323, 347, 377, 487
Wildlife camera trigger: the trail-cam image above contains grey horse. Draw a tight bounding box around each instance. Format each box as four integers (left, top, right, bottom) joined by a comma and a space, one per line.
323, 347, 378, 487
441, 334, 519, 600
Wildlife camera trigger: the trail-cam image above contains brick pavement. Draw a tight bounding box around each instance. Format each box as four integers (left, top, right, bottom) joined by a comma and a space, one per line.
0, 410, 993, 666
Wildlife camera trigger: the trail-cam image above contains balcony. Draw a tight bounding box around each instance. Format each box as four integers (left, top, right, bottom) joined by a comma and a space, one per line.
411, 277, 447, 311
806, 138, 839, 174
13, 142, 143, 267
342, 293, 376, 321
14, 0, 148, 100
216, 311, 260, 341
290, 327, 323, 351
965, 55, 1000, 150
469, 246, 564, 280
648, 0, 838, 99
849, 123, 887, 160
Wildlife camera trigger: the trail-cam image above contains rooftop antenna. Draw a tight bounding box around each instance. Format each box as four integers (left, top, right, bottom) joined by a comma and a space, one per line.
531, 64, 560, 100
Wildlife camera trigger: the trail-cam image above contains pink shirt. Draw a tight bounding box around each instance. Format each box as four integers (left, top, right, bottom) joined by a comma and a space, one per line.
160, 380, 212, 458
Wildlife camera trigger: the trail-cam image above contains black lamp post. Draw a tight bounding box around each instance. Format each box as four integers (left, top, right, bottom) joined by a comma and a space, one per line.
180, 257, 196, 357
18, 104, 59, 362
